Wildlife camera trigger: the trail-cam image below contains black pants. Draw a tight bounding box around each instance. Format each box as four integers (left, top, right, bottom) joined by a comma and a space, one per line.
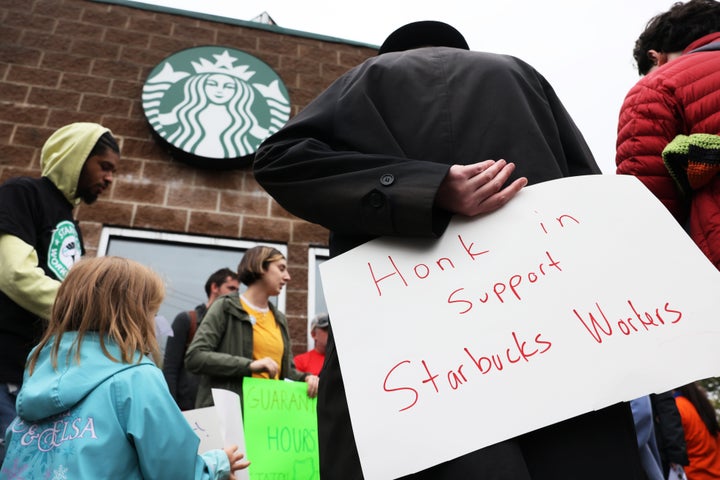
318, 329, 643, 479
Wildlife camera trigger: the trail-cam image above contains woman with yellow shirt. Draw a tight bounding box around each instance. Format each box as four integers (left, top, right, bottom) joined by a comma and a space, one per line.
185, 245, 319, 407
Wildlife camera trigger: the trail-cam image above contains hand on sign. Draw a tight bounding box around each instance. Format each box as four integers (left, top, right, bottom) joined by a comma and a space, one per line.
305, 374, 319, 398
435, 159, 527, 217
250, 357, 279, 378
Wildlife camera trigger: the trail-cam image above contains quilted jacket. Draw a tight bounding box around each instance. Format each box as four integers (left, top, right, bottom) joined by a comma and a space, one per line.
616, 32, 720, 267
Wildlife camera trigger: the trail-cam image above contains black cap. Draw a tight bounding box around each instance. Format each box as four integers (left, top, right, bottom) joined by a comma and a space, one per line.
378, 21, 469, 55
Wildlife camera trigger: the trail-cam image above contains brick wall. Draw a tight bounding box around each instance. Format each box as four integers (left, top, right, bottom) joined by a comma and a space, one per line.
0, 0, 376, 351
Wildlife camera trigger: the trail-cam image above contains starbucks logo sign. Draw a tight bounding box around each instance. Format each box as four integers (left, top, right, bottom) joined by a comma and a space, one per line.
142, 46, 291, 168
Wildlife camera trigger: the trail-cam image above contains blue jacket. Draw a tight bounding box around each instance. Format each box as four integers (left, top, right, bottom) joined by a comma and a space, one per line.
0, 333, 231, 479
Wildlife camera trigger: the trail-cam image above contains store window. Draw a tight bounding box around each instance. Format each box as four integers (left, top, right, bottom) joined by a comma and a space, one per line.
97, 228, 287, 325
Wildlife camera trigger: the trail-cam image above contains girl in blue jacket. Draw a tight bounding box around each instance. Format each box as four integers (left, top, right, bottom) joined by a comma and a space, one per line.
0, 256, 250, 479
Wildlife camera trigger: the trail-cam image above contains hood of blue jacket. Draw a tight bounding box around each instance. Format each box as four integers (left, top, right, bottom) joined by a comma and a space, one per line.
16, 332, 154, 422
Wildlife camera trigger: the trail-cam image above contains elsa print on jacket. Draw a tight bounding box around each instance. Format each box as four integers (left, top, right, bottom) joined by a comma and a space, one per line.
143, 47, 290, 160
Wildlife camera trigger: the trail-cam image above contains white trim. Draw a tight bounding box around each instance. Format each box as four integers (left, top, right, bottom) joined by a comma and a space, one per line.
307, 246, 329, 348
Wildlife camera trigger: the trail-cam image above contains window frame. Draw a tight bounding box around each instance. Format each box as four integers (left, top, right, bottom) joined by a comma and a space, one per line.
97, 227, 288, 313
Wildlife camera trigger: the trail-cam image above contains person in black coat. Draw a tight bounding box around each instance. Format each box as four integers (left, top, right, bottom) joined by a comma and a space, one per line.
254, 20, 643, 479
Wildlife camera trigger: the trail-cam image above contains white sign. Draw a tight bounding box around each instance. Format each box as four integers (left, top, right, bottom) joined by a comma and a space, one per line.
182, 389, 249, 480
320, 174, 720, 480
182, 406, 223, 454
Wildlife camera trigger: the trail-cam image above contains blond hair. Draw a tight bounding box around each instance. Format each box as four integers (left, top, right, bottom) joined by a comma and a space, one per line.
27, 256, 165, 374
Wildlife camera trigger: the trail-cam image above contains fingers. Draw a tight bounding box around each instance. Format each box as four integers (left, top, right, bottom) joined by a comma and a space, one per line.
474, 176, 528, 215
436, 159, 527, 217
224, 445, 251, 472
250, 357, 279, 377
265, 358, 279, 378
306, 375, 319, 398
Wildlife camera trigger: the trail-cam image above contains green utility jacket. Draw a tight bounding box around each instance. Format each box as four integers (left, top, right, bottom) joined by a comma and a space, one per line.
184, 292, 307, 408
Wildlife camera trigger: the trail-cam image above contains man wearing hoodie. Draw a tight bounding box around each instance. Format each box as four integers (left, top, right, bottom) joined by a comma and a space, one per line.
0, 122, 119, 463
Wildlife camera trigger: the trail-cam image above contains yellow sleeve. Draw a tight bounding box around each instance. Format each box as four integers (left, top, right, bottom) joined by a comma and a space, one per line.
0, 234, 61, 320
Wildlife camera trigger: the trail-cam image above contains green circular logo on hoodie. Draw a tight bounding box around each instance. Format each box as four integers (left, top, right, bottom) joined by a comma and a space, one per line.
48, 220, 81, 279
142, 46, 291, 169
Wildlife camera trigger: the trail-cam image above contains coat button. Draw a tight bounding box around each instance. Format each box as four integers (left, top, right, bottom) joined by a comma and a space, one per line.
380, 174, 395, 186
368, 191, 385, 207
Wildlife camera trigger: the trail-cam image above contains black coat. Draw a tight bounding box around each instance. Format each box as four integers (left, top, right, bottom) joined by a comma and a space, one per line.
255, 47, 642, 479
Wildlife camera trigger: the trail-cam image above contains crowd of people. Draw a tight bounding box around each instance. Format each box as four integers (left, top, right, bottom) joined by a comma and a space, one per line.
1, 0, 720, 478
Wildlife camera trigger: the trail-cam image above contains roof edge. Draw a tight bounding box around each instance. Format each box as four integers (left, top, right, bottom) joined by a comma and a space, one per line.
92, 0, 379, 50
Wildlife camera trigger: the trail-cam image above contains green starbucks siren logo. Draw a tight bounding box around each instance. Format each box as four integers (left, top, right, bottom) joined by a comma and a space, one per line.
48, 220, 81, 280
142, 46, 291, 168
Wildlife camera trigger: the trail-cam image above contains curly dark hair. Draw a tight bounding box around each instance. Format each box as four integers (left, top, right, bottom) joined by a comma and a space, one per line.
633, 0, 720, 75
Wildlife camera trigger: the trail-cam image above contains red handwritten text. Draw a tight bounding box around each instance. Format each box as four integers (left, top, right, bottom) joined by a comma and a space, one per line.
382, 330, 552, 412
573, 300, 682, 343
447, 250, 563, 314
368, 234, 489, 296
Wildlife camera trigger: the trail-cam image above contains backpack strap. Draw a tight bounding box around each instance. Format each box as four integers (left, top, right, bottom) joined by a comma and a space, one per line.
186, 309, 198, 348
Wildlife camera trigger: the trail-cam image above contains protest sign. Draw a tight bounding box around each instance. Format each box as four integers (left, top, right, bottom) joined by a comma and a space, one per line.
243, 378, 319, 479
182, 406, 222, 454
320, 174, 720, 479
182, 390, 249, 480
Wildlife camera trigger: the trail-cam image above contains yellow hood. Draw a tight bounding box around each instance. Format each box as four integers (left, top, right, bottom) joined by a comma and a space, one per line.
41, 123, 111, 205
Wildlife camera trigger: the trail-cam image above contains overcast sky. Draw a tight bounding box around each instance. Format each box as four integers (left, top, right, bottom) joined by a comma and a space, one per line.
132, 0, 676, 173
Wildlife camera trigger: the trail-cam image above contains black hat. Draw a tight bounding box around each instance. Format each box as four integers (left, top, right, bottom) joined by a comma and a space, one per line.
378, 21, 469, 55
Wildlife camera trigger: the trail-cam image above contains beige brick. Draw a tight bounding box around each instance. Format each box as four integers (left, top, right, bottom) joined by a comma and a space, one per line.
194, 169, 244, 190
292, 221, 329, 244
78, 221, 103, 252
76, 200, 134, 225
142, 159, 195, 185
220, 191, 269, 216
168, 186, 219, 211
188, 211, 241, 237
113, 178, 166, 204
241, 216, 291, 243
134, 205, 188, 232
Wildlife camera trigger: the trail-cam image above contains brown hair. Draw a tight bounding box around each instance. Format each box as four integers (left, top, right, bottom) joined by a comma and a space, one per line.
238, 245, 285, 286
27, 256, 165, 374
677, 381, 720, 436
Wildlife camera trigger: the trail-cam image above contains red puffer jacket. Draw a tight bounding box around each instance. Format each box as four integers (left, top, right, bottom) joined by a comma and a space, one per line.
616, 32, 720, 268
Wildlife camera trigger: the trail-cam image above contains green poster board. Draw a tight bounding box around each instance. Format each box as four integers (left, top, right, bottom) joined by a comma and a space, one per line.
243, 378, 319, 479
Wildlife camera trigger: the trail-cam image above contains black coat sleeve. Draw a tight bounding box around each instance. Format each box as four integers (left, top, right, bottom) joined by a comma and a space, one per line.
162, 311, 191, 401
